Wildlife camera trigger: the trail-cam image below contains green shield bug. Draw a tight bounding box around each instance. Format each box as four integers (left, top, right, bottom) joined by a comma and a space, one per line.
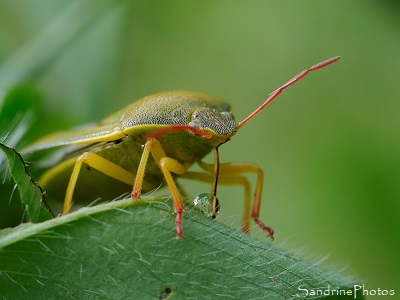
25, 56, 341, 239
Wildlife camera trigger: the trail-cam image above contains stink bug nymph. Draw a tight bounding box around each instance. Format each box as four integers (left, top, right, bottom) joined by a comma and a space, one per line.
25, 56, 341, 239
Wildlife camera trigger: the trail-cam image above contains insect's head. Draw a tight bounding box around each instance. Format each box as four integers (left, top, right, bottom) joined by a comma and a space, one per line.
188, 107, 237, 140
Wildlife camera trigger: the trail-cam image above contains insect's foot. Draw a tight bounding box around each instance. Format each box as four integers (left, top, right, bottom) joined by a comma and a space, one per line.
131, 190, 141, 199
176, 232, 185, 240
175, 209, 185, 239
242, 223, 251, 234
265, 227, 275, 241
254, 218, 275, 241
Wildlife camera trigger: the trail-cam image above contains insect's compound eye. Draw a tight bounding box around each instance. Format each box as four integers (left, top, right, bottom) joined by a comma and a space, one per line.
192, 111, 199, 119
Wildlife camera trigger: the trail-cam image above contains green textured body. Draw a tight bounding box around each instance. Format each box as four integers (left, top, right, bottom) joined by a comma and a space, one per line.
28, 91, 238, 206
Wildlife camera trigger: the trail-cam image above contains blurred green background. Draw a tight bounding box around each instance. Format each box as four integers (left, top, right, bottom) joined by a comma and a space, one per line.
0, 0, 399, 296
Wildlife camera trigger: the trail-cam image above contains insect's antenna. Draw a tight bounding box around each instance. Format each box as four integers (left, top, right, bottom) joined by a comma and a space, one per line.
237, 56, 341, 129
210, 146, 221, 216
211, 146, 220, 197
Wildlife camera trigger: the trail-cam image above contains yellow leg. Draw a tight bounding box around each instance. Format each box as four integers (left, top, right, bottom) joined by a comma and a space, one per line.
159, 156, 186, 238
63, 152, 135, 215
197, 161, 274, 240
131, 140, 152, 198
132, 138, 187, 238
131, 138, 170, 198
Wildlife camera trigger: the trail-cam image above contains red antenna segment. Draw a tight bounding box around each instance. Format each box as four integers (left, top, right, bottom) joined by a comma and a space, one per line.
238, 56, 341, 129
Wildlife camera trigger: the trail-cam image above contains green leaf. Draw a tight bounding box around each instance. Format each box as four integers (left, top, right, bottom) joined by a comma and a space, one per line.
0, 0, 124, 96
0, 143, 53, 222
0, 198, 363, 299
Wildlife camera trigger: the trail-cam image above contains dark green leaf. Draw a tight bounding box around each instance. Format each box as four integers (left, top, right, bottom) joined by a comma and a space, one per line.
0, 143, 53, 222
0, 198, 363, 299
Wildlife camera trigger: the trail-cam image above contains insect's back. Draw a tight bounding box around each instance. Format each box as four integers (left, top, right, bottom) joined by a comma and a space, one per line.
34, 91, 237, 210
105, 90, 236, 167
106, 90, 232, 131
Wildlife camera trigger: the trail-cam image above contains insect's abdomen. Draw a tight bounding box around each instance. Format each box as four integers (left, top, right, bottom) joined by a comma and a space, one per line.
40, 132, 213, 212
